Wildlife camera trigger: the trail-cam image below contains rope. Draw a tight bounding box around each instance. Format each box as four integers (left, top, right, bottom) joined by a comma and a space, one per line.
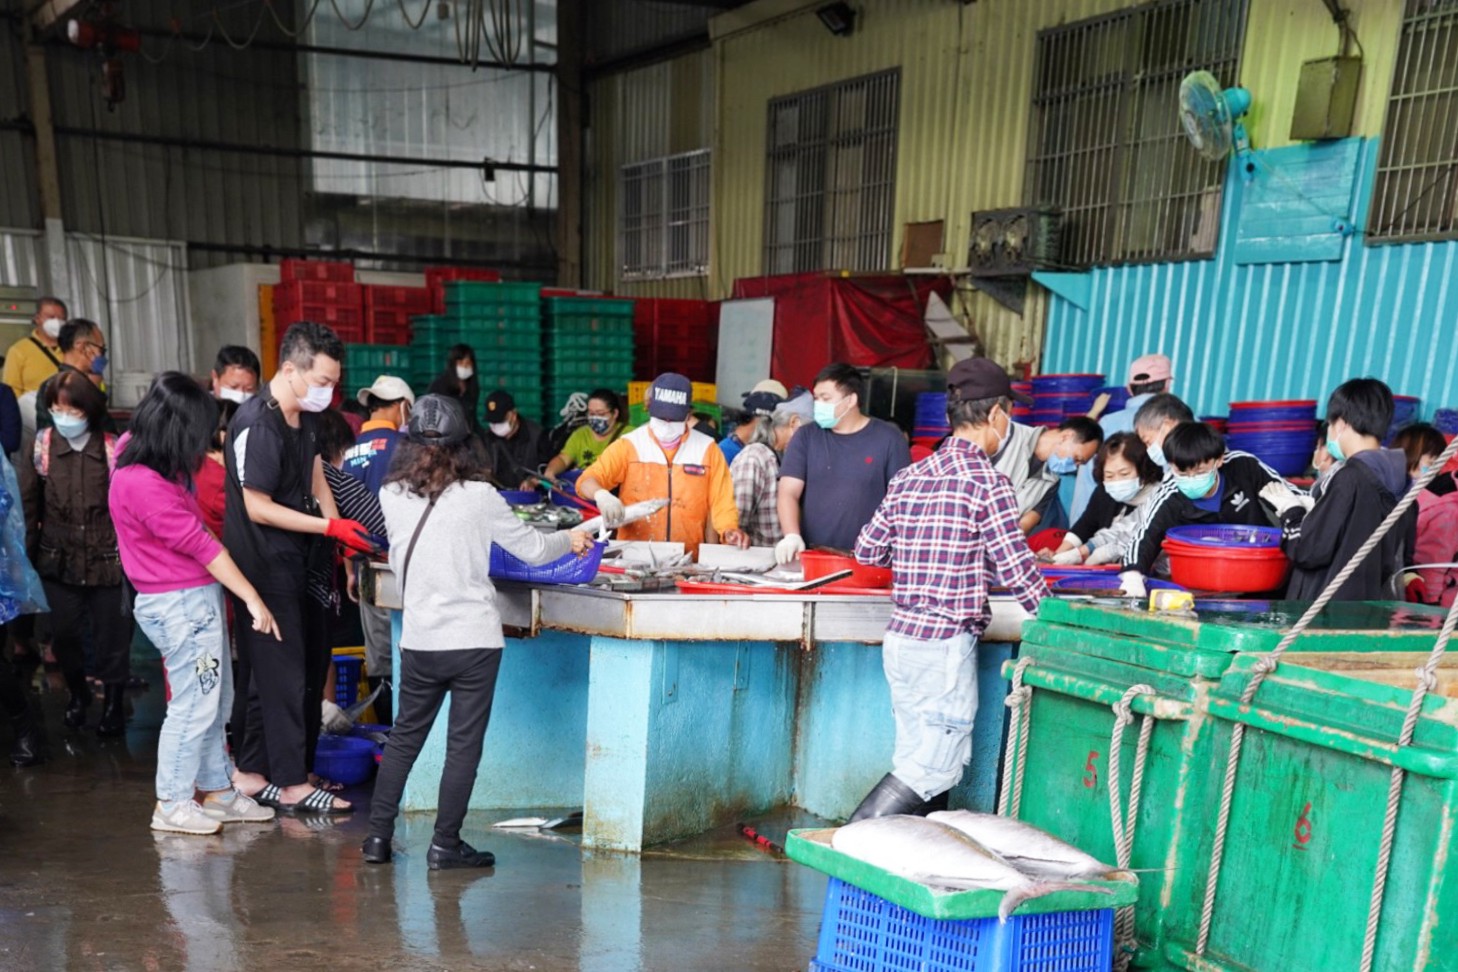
1195, 434, 1458, 958
1108, 684, 1157, 972
998, 658, 1034, 818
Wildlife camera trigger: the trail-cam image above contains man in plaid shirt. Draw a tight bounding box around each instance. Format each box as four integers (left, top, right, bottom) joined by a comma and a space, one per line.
849, 358, 1050, 821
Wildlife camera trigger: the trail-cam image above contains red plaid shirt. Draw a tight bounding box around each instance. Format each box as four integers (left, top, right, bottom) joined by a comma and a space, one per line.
856, 437, 1048, 641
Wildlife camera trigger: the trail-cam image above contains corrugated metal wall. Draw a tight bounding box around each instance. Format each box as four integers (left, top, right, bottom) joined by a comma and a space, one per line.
585, 0, 715, 65
1042, 139, 1458, 417
0, 27, 40, 231
0, 231, 43, 290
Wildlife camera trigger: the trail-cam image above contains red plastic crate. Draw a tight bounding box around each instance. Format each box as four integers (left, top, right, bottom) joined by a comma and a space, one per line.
275, 280, 363, 307
633, 299, 720, 380
365, 285, 433, 313
274, 301, 365, 336
366, 307, 414, 345
425, 267, 502, 313
280, 259, 355, 283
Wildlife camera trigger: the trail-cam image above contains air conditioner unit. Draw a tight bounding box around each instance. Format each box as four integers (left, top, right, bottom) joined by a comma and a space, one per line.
967, 208, 1062, 277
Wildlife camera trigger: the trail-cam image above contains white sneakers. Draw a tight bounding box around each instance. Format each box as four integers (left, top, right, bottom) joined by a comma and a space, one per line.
151, 790, 277, 836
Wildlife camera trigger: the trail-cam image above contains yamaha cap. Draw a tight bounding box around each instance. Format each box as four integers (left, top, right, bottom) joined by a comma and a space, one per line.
646, 373, 693, 421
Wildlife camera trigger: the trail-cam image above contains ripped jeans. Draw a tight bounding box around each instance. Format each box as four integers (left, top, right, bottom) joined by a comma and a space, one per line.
882, 630, 979, 800
134, 584, 234, 804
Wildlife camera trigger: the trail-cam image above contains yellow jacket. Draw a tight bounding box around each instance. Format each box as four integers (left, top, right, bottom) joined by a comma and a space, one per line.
582, 426, 739, 557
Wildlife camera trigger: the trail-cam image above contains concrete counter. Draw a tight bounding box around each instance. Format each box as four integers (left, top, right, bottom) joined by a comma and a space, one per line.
370, 568, 1028, 851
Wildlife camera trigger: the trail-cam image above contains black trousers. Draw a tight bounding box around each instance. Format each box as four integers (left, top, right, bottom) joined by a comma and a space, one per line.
231, 589, 330, 787
43, 582, 131, 685
368, 647, 502, 847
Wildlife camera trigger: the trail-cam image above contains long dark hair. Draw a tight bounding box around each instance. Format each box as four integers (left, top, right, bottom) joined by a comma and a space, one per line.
117, 372, 219, 488
384, 437, 493, 500
314, 408, 357, 465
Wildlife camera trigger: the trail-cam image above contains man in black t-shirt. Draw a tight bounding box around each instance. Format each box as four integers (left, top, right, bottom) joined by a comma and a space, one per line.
225, 322, 376, 816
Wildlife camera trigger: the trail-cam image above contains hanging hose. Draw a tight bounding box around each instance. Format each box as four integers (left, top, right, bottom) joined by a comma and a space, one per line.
1108, 684, 1157, 972
1195, 433, 1458, 962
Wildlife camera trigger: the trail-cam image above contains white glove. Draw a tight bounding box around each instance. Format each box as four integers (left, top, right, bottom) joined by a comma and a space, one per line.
775, 533, 806, 565
1052, 548, 1083, 565
593, 490, 626, 528
1260, 481, 1304, 516
321, 699, 352, 735
1119, 571, 1147, 598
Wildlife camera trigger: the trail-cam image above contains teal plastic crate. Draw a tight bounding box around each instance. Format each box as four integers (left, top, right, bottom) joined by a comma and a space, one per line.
546, 331, 635, 351
444, 280, 541, 304
343, 344, 412, 378
467, 331, 542, 352
542, 296, 634, 318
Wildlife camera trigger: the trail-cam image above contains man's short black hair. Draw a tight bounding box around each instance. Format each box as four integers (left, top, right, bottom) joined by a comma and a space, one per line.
1133, 392, 1195, 430
1326, 377, 1394, 440
1128, 379, 1169, 397
57, 318, 98, 354
813, 363, 865, 406
365, 393, 402, 413
279, 322, 344, 372
213, 345, 261, 379
1058, 415, 1104, 446
1163, 421, 1225, 471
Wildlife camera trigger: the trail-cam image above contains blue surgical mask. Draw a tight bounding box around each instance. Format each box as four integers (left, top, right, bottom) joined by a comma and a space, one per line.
51, 411, 89, 440
1175, 469, 1218, 500
90, 354, 108, 376
1048, 452, 1077, 475
814, 398, 846, 430
1326, 437, 1346, 463
1148, 444, 1168, 469
1105, 478, 1142, 504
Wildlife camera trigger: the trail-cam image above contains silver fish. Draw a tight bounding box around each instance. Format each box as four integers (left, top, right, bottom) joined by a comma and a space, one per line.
929, 810, 1126, 881
831, 815, 1112, 920
577, 498, 670, 537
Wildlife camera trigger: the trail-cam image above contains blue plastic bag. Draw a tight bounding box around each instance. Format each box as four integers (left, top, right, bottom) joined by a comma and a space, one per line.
0, 452, 47, 622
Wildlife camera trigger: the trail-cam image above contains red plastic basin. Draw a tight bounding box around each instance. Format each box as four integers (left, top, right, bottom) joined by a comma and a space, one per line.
801, 551, 892, 591
1162, 539, 1290, 592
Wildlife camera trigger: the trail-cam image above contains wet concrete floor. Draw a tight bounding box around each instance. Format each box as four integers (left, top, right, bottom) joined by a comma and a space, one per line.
0, 649, 830, 971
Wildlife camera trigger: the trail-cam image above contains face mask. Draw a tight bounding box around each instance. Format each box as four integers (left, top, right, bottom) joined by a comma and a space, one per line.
218, 387, 253, 405
1148, 443, 1168, 469
1047, 451, 1077, 475
814, 398, 846, 430
1420, 465, 1434, 477
90, 354, 108, 376
587, 416, 612, 436
1175, 468, 1218, 500
489, 422, 512, 438
1326, 437, 1346, 463
456, 366, 474, 381
986, 410, 1009, 459
649, 417, 686, 448
297, 381, 334, 413
1105, 477, 1142, 503
41, 318, 62, 339
51, 411, 89, 440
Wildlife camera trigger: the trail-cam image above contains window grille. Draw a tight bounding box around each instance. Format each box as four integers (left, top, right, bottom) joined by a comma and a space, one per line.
1025, 0, 1248, 266
764, 70, 900, 275
1368, 0, 1458, 243
620, 149, 710, 280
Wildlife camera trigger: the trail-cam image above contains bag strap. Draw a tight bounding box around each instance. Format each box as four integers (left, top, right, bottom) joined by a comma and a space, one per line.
398, 494, 440, 598
29, 337, 61, 369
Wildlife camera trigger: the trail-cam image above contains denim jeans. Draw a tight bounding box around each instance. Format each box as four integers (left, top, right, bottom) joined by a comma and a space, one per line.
882, 630, 979, 800
134, 584, 233, 803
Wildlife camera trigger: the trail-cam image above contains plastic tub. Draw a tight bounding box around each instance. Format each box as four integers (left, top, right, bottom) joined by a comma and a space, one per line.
1166, 524, 1282, 549
498, 489, 542, 505
800, 550, 892, 591
489, 540, 605, 585
1162, 539, 1289, 592
313, 734, 376, 786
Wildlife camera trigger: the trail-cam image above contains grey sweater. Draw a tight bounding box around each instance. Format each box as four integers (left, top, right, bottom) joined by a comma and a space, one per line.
381, 480, 572, 650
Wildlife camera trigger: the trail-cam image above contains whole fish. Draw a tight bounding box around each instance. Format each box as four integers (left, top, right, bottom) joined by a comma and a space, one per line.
929, 810, 1127, 881
831, 815, 1112, 920
577, 498, 670, 537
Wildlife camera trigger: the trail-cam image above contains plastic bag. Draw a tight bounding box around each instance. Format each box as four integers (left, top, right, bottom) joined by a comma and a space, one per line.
0, 452, 48, 621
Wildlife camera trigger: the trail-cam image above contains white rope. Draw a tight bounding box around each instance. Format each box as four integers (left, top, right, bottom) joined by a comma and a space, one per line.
998, 658, 1034, 818
1108, 684, 1157, 972
1196, 434, 1458, 958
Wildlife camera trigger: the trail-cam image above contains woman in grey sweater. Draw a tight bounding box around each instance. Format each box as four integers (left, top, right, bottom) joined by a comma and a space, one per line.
362, 395, 592, 869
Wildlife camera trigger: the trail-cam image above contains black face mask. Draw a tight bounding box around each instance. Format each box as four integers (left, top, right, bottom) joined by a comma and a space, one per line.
587, 416, 612, 435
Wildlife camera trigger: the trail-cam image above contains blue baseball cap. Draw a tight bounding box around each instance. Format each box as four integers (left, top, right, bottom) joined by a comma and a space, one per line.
647, 373, 693, 421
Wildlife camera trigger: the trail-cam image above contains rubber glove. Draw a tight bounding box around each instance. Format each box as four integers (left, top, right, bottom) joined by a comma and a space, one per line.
326, 518, 377, 555
1260, 481, 1304, 516
776, 533, 806, 565
1119, 571, 1147, 598
1052, 548, 1083, 565
1405, 572, 1429, 605
593, 490, 626, 528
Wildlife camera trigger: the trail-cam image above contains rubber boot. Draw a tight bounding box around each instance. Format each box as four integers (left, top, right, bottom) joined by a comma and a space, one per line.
847, 773, 926, 823
9, 714, 43, 767
913, 790, 950, 816
95, 684, 126, 738
368, 676, 394, 728
62, 670, 90, 729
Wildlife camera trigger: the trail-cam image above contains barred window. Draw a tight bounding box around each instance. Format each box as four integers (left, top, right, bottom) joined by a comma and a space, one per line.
620, 149, 711, 280
1025, 0, 1249, 266
764, 70, 900, 275
1368, 0, 1458, 243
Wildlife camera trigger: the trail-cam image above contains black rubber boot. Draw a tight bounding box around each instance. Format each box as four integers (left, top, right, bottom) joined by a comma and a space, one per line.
95, 684, 126, 737
427, 840, 495, 870
913, 790, 950, 816
847, 773, 926, 823
367, 676, 393, 727
9, 714, 42, 767
361, 836, 393, 864
62, 670, 90, 729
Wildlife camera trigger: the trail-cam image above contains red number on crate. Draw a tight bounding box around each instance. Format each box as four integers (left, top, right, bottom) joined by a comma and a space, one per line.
1083, 750, 1100, 789
1293, 802, 1313, 850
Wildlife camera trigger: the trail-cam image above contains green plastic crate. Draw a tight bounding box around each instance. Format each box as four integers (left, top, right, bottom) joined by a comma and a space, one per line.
546, 331, 635, 351
465, 331, 542, 352
343, 344, 412, 379
444, 280, 541, 304
542, 296, 634, 319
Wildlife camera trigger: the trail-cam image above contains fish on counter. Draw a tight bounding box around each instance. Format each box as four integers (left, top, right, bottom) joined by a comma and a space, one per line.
928, 810, 1127, 881
577, 498, 670, 537
830, 815, 1113, 921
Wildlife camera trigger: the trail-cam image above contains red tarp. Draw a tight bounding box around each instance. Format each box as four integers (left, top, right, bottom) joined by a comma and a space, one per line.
731, 273, 946, 392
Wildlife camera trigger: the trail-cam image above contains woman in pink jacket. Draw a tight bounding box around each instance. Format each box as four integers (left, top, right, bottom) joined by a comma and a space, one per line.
111, 372, 282, 836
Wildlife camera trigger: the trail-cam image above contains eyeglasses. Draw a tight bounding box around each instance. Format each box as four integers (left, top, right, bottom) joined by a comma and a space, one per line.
84, 340, 108, 355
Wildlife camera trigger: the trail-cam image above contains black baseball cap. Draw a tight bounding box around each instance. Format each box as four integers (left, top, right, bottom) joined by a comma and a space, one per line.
406, 394, 471, 447
947, 358, 1034, 405
647, 372, 693, 421
484, 390, 516, 419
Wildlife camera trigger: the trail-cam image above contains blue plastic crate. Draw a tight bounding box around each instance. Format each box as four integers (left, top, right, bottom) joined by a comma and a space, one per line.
810, 878, 1114, 972
333, 656, 363, 708
489, 540, 606, 585
1166, 524, 1282, 549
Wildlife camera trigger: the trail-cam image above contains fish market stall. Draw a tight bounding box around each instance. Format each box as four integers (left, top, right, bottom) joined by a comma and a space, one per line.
369, 561, 1033, 852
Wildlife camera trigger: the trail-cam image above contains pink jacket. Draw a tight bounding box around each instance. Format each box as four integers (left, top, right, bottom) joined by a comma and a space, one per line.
1415, 486, 1458, 608
109, 464, 223, 594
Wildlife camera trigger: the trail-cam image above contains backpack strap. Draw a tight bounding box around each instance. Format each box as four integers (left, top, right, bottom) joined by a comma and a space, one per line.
398, 494, 440, 599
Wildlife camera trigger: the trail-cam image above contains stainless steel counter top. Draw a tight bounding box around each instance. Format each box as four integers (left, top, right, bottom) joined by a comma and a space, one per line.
369, 564, 1029, 645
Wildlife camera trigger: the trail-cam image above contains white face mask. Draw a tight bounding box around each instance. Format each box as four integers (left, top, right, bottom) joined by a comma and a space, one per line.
649, 417, 687, 447
456, 366, 474, 381
218, 387, 254, 405
297, 380, 334, 413
41, 317, 63, 339
489, 421, 512, 438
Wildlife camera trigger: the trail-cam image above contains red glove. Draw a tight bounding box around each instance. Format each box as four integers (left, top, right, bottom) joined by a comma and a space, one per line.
325, 518, 376, 555
1405, 574, 1429, 605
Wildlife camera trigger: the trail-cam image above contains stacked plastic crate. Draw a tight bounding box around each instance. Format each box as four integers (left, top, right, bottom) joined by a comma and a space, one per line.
632, 298, 719, 382
543, 296, 635, 424
409, 281, 545, 423
423, 266, 502, 315
273, 260, 364, 345
362, 285, 432, 345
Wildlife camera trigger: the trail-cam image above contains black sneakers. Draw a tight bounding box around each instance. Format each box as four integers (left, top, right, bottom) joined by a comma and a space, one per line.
427, 841, 495, 870
361, 836, 392, 864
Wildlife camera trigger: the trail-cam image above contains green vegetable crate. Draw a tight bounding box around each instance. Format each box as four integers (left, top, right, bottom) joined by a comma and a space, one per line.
1002, 598, 1456, 971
